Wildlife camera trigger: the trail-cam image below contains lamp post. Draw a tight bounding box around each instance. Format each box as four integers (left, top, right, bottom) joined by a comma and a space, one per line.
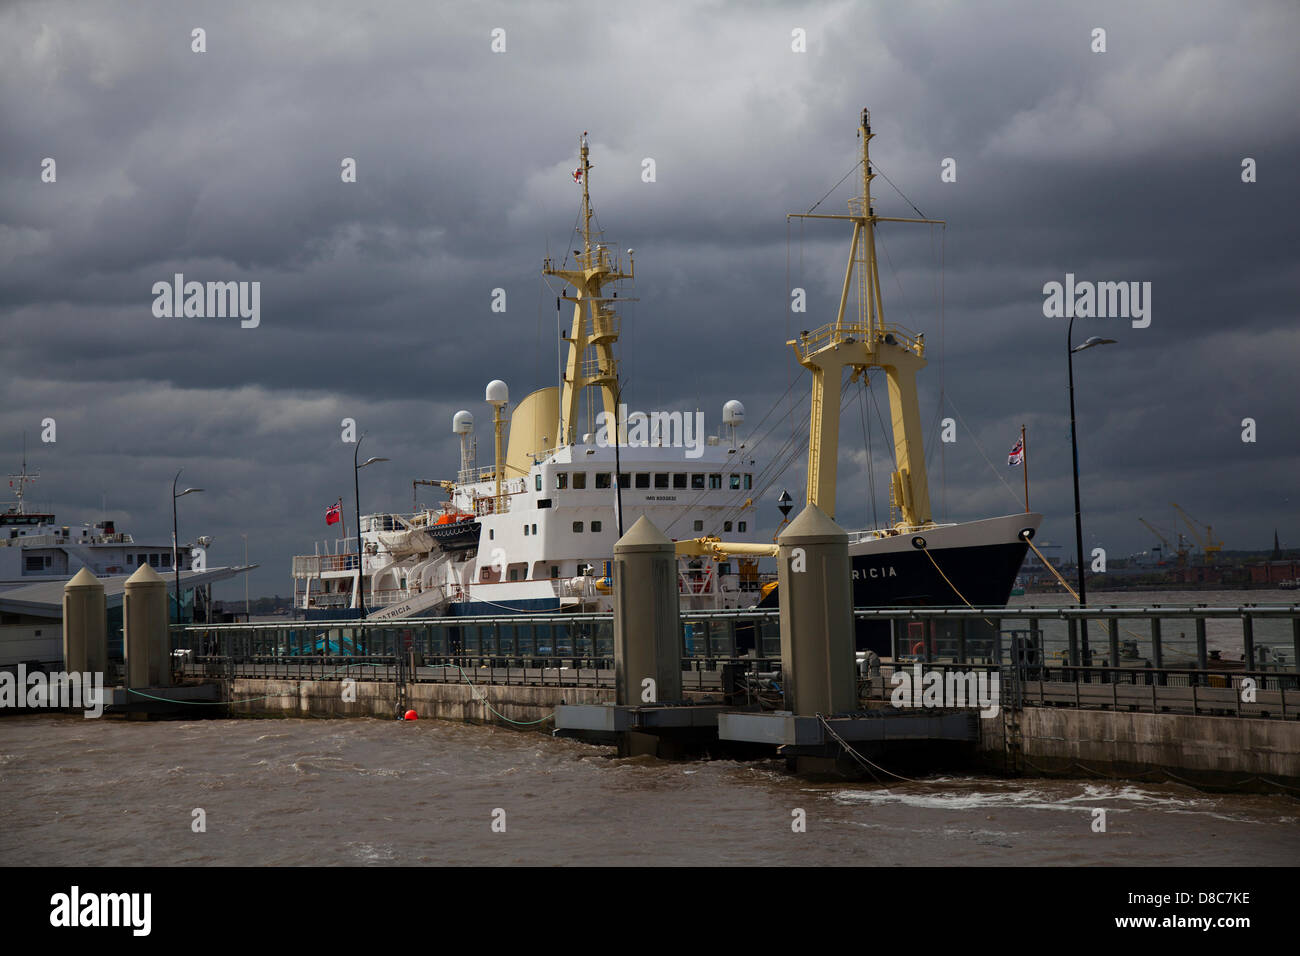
241, 532, 249, 620
353, 437, 389, 614
1067, 319, 1116, 664
172, 470, 203, 625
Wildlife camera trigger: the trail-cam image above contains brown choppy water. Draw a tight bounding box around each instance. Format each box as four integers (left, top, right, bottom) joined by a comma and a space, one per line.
1, 714, 1295, 866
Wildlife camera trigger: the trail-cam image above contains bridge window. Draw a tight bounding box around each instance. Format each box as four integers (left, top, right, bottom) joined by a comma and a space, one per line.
635, 473, 650, 488
738, 521, 747, 532
709, 474, 722, 489
724, 521, 733, 532
654, 473, 669, 489
693, 520, 704, 532
595, 472, 611, 489
555, 473, 568, 490
673, 473, 687, 489
618, 473, 631, 488
744, 474, 752, 489
572, 472, 587, 490
729, 475, 741, 490
535, 474, 542, 491
691, 474, 705, 489
524, 525, 529, 536
572, 521, 583, 533
591, 521, 602, 533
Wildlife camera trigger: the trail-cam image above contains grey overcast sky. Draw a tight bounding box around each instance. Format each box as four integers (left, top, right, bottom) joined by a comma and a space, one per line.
3, 0, 1297, 599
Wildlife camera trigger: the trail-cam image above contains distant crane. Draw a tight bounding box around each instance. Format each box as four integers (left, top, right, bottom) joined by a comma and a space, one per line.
1138, 517, 1186, 566
1171, 503, 1224, 563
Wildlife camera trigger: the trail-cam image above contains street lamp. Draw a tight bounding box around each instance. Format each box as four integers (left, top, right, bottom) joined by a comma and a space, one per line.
172, 469, 203, 625
353, 436, 389, 614
1067, 320, 1116, 663
241, 532, 249, 620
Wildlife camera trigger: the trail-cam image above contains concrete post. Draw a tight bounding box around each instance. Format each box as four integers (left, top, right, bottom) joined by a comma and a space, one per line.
776, 503, 855, 716
613, 516, 681, 706
62, 568, 107, 675
1150, 617, 1164, 686
1107, 617, 1120, 682
124, 563, 171, 688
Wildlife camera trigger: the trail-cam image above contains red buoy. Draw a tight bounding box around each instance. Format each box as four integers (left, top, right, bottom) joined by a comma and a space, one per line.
403, 710, 418, 721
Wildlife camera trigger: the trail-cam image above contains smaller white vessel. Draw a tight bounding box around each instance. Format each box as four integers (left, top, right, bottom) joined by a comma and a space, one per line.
0, 453, 210, 586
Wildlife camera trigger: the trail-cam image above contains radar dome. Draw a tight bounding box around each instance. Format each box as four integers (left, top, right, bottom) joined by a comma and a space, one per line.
452, 410, 474, 434
722, 400, 746, 425
485, 380, 509, 406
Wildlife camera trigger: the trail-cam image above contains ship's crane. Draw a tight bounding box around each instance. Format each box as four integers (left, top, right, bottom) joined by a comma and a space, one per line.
1170, 503, 1224, 562
1137, 517, 1183, 566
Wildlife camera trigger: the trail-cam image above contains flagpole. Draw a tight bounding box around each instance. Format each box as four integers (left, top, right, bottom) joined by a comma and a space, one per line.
339, 498, 346, 553
1021, 424, 1029, 513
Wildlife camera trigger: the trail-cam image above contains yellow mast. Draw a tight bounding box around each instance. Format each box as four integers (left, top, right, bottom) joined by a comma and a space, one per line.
543, 132, 634, 447
788, 109, 944, 529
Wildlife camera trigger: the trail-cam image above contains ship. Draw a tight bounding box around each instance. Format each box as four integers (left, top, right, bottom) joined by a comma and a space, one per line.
291, 114, 1041, 654
292, 132, 768, 621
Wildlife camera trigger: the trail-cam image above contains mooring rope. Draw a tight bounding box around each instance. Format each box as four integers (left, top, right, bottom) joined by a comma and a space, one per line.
816, 714, 924, 783
128, 659, 558, 727
919, 547, 996, 629
126, 662, 392, 706
1023, 536, 1080, 601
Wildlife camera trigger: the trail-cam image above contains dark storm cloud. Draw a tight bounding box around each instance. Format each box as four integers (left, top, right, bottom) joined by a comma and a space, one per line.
2, 0, 1296, 596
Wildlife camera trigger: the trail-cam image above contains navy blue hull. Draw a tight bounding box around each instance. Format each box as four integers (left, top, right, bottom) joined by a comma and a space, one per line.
448, 597, 563, 616
761, 540, 1031, 654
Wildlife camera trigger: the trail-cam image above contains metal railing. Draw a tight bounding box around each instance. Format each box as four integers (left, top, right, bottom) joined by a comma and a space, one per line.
169, 603, 1300, 716
858, 660, 1297, 719
292, 554, 358, 575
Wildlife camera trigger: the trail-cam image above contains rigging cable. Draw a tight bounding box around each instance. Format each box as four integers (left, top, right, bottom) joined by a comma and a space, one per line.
806, 160, 863, 215
945, 396, 1025, 510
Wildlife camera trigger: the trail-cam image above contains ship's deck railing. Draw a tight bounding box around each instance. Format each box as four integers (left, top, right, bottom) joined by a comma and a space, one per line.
792, 320, 926, 361
292, 553, 359, 575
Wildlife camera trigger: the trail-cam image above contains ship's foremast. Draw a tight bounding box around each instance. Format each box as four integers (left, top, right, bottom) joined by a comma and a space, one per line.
788, 108, 945, 530
543, 132, 634, 448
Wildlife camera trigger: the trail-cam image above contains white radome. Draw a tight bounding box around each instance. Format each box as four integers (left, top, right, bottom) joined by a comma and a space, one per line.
485, 380, 509, 406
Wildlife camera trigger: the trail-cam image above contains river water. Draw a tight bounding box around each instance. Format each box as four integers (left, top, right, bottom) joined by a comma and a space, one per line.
1, 713, 1295, 866
3, 588, 1295, 867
